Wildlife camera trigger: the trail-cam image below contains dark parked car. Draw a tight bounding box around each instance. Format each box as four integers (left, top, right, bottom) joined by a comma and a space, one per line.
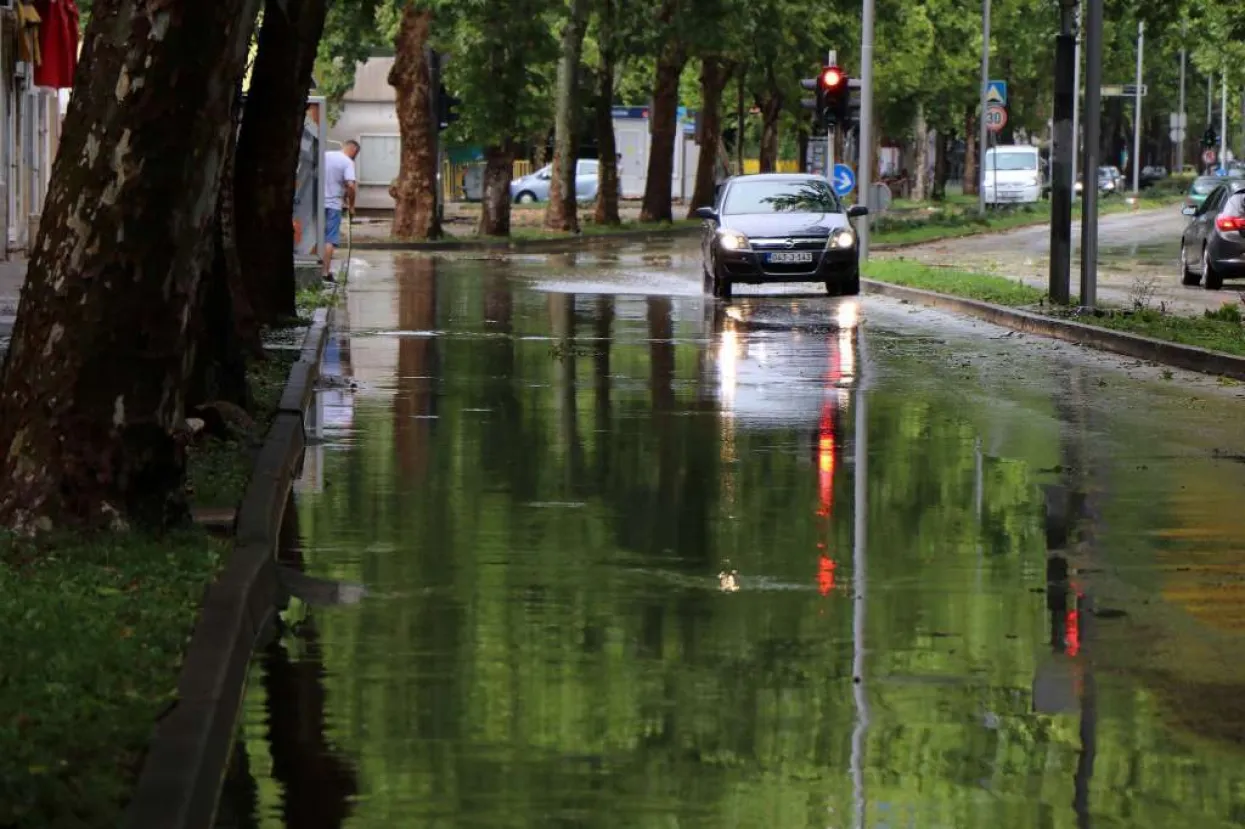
1180, 181, 1245, 290
695, 173, 868, 299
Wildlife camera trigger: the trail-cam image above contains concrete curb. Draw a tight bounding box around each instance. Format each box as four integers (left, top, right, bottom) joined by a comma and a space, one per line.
122, 306, 333, 829
352, 224, 701, 252
862, 279, 1245, 381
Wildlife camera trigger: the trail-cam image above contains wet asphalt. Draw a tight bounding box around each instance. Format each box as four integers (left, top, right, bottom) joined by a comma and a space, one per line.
224, 238, 1245, 828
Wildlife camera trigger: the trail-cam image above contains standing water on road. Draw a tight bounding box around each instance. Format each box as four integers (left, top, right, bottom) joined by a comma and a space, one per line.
231, 244, 1245, 828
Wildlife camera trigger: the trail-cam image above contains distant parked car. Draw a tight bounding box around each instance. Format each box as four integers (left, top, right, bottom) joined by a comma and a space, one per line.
1186, 175, 1227, 210
1180, 180, 1245, 290
510, 160, 601, 203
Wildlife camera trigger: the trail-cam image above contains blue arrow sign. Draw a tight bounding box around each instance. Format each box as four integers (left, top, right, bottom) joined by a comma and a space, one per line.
832, 163, 856, 196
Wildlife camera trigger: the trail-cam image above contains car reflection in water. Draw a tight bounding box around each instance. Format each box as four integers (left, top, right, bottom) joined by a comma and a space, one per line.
704, 298, 860, 428
703, 297, 862, 598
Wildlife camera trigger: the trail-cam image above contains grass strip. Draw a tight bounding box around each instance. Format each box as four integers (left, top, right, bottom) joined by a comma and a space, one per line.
865, 259, 1245, 359
0, 346, 299, 827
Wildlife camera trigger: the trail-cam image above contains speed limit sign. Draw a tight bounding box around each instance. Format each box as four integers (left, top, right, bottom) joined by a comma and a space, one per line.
985, 104, 1008, 133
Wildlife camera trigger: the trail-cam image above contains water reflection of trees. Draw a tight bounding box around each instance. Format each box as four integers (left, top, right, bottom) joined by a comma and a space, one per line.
290, 275, 1245, 828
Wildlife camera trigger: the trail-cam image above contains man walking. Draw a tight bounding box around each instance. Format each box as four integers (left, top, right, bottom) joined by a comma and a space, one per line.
323, 139, 359, 282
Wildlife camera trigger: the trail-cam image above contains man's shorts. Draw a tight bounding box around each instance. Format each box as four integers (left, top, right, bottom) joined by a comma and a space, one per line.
325, 208, 342, 245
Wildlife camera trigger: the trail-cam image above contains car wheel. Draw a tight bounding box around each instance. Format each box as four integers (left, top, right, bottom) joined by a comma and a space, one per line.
830, 266, 861, 297
515, 191, 537, 204
1180, 241, 1201, 286
1203, 246, 1224, 290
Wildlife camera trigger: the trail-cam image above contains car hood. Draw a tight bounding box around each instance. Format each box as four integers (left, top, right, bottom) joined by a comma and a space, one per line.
720, 212, 849, 238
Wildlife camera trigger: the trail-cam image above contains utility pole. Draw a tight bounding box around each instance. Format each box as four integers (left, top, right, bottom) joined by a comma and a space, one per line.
1221, 74, 1228, 171
857, 0, 877, 260
978, 0, 991, 215
1208, 73, 1213, 128
1131, 21, 1143, 194
1177, 22, 1186, 173
1078, 0, 1103, 308
1071, 1, 1083, 187
1049, 0, 1077, 304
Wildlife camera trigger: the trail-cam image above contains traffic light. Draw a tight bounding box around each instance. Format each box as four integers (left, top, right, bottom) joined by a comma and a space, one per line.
437, 84, 461, 131
1202, 125, 1218, 149
817, 65, 849, 127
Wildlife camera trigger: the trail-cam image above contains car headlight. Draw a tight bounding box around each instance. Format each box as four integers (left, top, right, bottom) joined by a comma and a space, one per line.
1029, 176, 1040, 187
826, 228, 855, 249
719, 230, 750, 251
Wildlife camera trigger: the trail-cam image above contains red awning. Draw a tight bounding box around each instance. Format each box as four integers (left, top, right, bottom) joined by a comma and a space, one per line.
32, 0, 79, 89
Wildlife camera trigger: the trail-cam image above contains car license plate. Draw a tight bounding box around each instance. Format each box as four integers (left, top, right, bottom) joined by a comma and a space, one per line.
765, 251, 814, 264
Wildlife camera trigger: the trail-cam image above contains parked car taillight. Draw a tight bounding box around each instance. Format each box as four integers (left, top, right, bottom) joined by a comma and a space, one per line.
1215, 215, 1245, 232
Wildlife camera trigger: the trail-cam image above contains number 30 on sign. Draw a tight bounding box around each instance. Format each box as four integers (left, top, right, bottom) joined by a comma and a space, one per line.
985, 104, 1007, 132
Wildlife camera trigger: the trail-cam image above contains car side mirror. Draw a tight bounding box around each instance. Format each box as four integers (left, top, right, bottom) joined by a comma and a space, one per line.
694, 206, 717, 221
1181, 205, 1197, 216
847, 205, 869, 218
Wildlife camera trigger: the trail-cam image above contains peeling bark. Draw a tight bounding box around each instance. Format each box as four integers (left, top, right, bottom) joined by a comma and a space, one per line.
592, 0, 621, 226
0, 0, 263, 533
389, 6, 440, 240
545, 0, 590, 232
932, 130, 948, 201
478, 146, 515, 236
913, 102, 929, 201
235, 0, 328, 325
639, 34, 687, 223
188, 88, 252, 411
688, 57, 731, 214
963, 107, 979, 196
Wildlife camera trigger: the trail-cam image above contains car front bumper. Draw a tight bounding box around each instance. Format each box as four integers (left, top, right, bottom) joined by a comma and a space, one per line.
717, 247, 858, 284
984, 184, 1042, 203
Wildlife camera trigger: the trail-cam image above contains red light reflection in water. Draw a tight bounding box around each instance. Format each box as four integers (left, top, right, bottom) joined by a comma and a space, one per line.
815, 334, 844, 595
818, 555, 836, 595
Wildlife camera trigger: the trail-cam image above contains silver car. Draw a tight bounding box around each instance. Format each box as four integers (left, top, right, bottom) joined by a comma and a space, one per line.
510, 160, 601, 203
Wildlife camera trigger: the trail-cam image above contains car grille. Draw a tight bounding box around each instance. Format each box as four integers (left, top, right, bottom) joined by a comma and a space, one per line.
750, 236, 827, 251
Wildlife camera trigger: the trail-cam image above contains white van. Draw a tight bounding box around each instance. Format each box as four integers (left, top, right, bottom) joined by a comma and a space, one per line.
983, 145, 1043, 205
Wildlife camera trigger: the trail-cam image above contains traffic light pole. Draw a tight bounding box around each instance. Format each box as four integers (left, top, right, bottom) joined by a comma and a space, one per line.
1221, 74, 1228, 171
827, 51, 836, 182
856, 0, 877, 260
977, 0, 991, 216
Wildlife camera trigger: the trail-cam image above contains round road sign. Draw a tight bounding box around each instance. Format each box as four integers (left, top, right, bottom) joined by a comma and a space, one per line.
985, 104, 1007, 133
1203, 148, 1218, 165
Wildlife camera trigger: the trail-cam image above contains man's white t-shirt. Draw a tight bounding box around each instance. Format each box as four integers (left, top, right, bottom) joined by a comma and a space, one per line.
325, 150, 357, 210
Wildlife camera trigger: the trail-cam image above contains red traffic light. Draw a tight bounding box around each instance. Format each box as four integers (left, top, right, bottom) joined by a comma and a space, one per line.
820, 66, 845, 90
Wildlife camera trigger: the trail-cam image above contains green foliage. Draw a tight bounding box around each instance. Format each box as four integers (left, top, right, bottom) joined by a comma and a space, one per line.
439, 0, 560, 148
0, 529, 224, 828
866, 258, 1048, 305
314, 0, 392, 123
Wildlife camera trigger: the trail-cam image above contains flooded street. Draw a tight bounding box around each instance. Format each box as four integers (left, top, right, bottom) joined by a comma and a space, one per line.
233, 240, 1245, 828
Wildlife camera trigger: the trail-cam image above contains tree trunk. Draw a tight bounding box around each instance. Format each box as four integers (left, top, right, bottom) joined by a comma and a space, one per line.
757, 91, 782, 172
0, 0, 262, 534
189, 89, 252, 411
913, 102, 929, 201
545, 0, 591, 232
963, 108, 979, 196
235, 0, 327, 325
479, 146, 515, 236
593, 60, 621, 225
389, 6, 440, 239
688, 57, 731, 215
735, 67, 746, 175
932, 130, 949, 201
639, 40, 687, 222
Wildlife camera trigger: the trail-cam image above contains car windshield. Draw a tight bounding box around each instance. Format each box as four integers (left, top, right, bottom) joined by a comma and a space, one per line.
988, 152, 1038, 171
1192, 178, 1220, 195
722, 179, 839, 214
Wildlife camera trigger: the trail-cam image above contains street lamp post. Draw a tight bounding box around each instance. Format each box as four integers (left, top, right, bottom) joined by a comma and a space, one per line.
1131, 21, 1143, 194
978, 0, 991, 215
